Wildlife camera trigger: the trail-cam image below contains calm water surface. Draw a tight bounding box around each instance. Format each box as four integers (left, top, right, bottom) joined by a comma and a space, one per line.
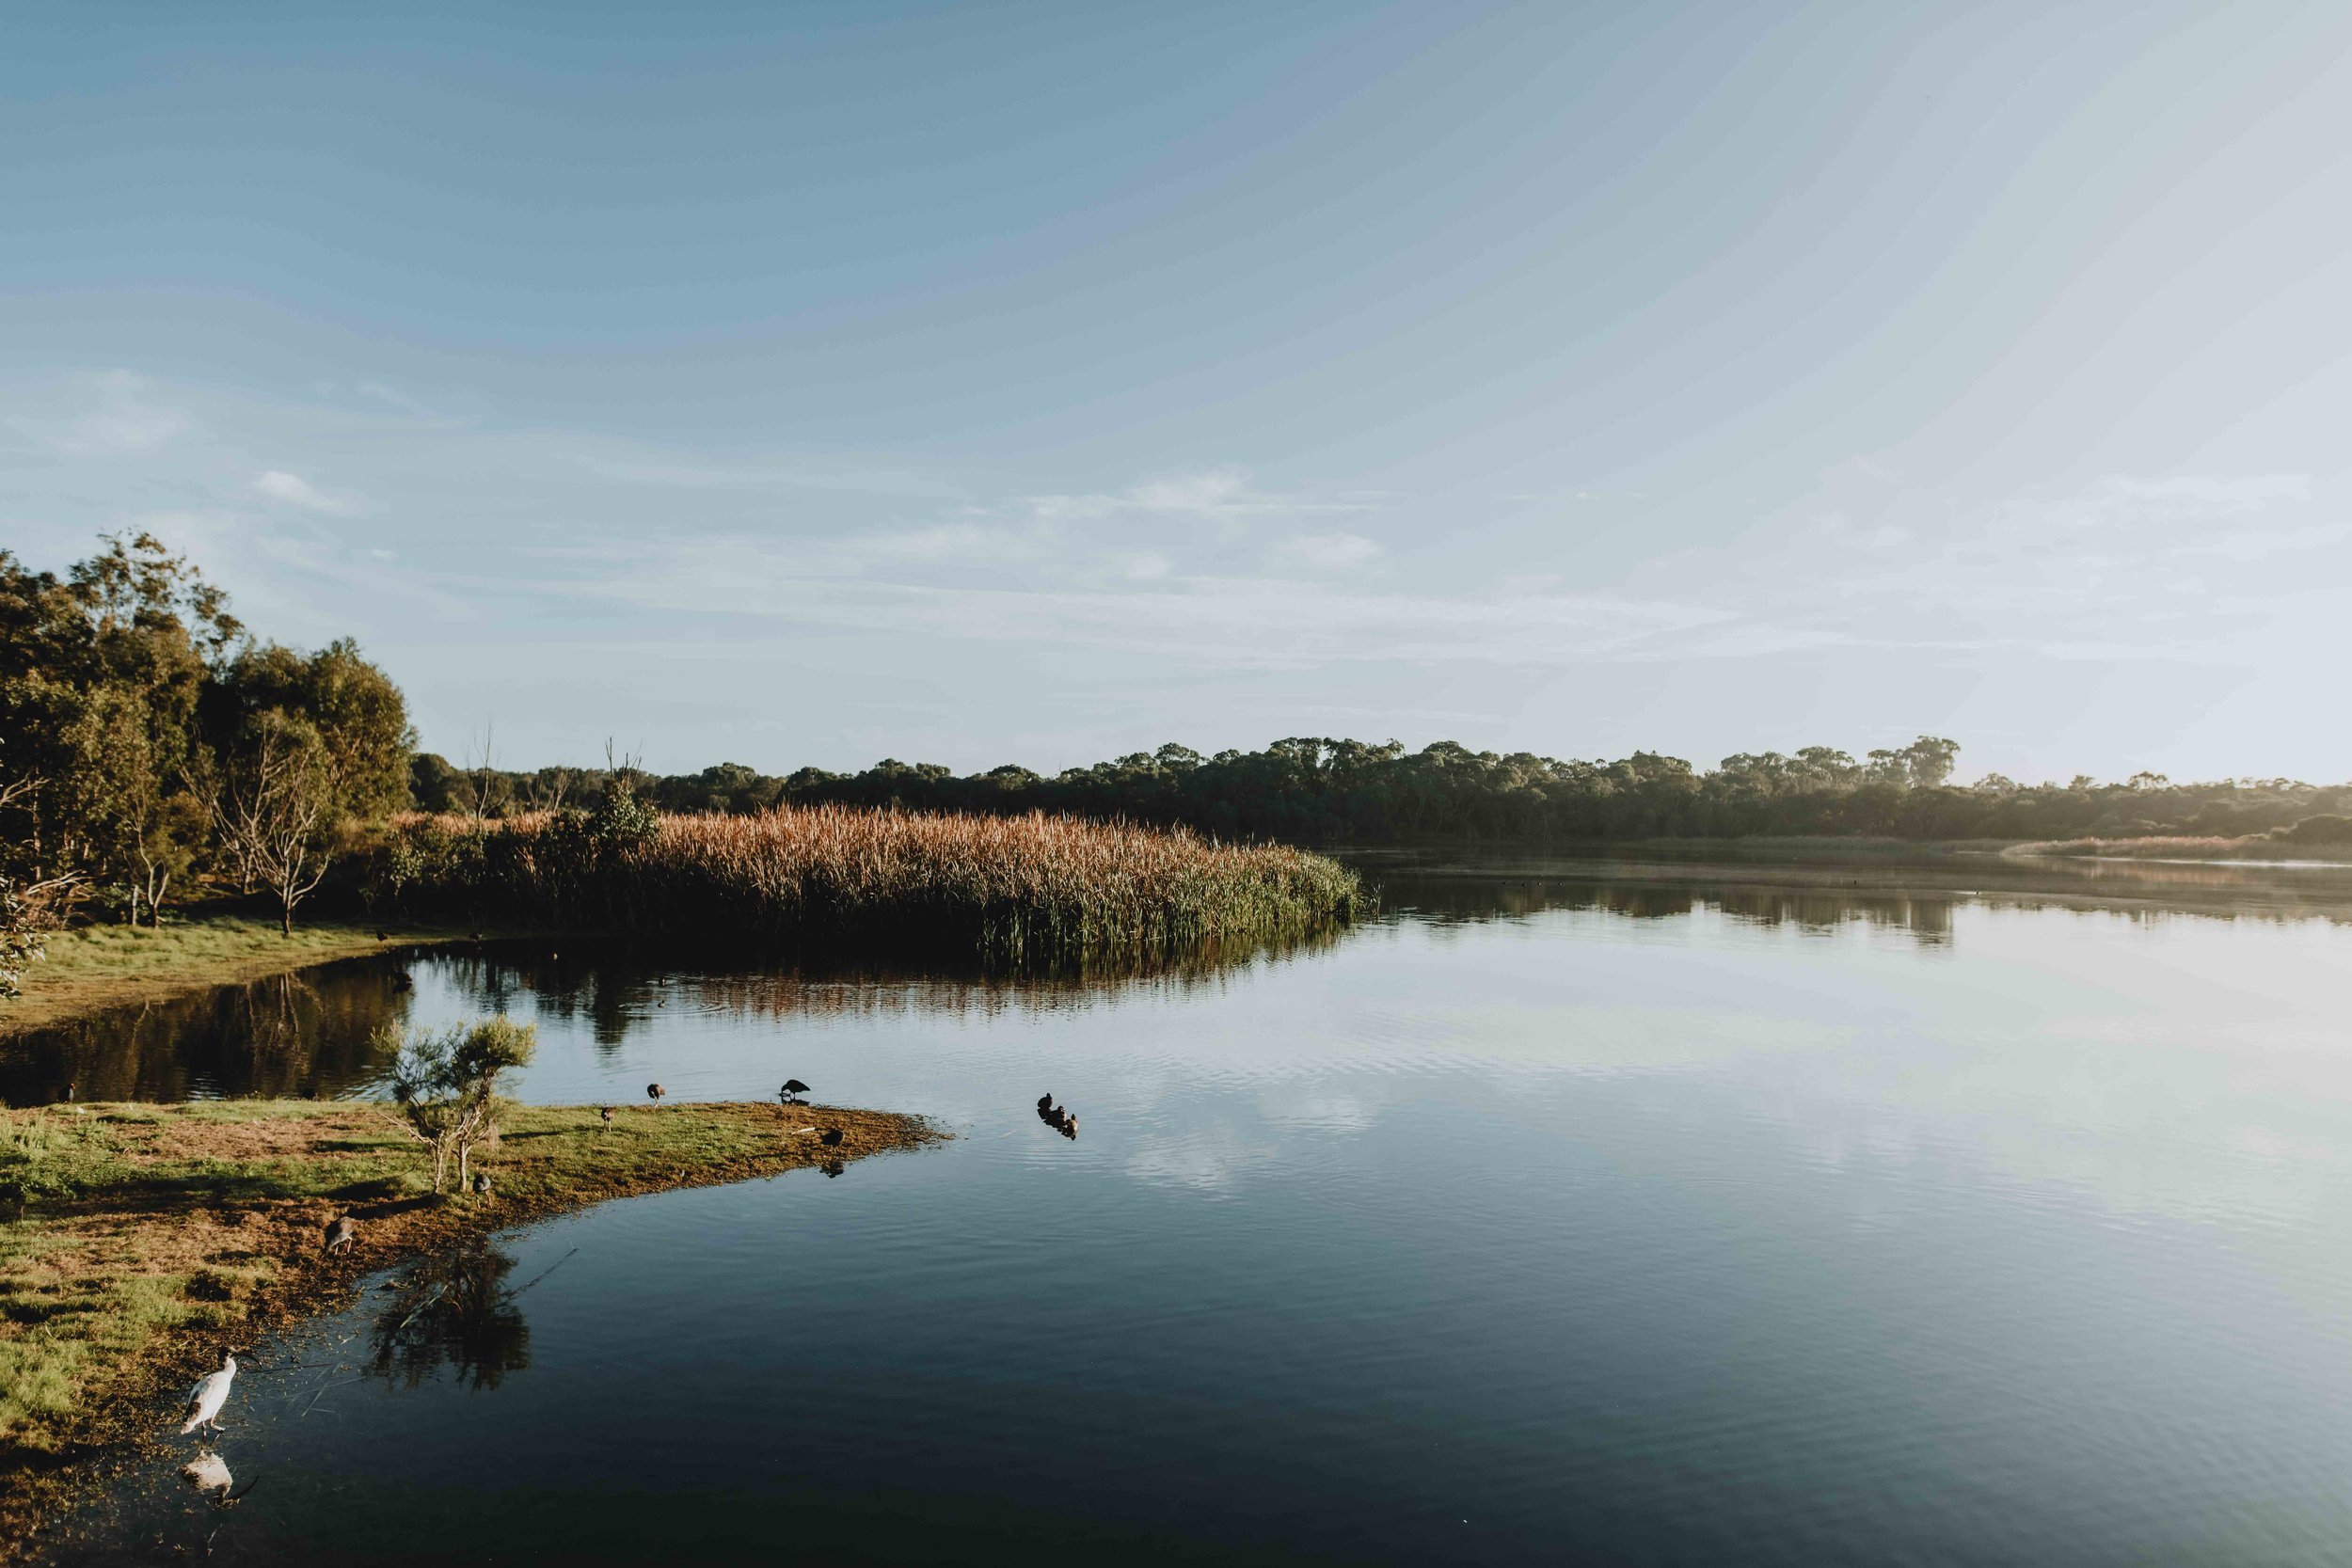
25, 858, 2352, 1565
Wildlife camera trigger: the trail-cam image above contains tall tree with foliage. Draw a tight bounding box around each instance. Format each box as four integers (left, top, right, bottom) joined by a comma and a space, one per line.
1, 535, 414, 940
0, 534, 240, 920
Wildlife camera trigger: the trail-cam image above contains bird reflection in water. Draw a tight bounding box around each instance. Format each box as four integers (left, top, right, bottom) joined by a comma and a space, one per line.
179, 1449, 255, 1508
370, 1239, 547, 1392
820, 1159, 845, 1178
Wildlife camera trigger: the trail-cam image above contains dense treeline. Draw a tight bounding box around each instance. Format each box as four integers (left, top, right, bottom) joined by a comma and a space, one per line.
0, 535, 410, 947
416, 736, 2352, 849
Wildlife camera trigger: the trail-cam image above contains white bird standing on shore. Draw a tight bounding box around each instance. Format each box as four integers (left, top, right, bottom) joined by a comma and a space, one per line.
178, 1351, 236, 1437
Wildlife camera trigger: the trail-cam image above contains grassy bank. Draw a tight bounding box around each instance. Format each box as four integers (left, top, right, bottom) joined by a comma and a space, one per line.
0, 1097, 939, 1547
0, 916, 480, 1039
366, 805, 1370, 964
2001, 835, 2352, 863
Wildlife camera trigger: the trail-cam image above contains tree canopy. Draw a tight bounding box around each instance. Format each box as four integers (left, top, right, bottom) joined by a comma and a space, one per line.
0, 534, 413, 927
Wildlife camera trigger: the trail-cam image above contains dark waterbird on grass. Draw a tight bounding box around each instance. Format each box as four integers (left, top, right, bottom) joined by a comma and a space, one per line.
781, 1079, 810, 1105
323, 1214, 357, 1255
646, 1083, 666, 1109
600, 1106, 614, 1131
819, 1127, 843, 1148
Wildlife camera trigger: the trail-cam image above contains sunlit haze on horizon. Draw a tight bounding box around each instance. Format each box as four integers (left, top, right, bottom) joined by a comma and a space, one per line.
5, 2, 2348, 784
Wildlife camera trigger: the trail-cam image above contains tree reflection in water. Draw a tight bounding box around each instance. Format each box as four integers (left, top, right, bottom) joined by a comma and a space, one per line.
369, 1239, 546, 1392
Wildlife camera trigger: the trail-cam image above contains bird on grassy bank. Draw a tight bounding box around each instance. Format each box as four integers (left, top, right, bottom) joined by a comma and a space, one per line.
781, 1079, 810, 1105
179, 1351, 237, 1437
472, 1171, 494, 1196
600, 1106, 614, 1131
646, 1083, 666, 1110
323, 1214, 357, 1255
60, 1080, 75, 1104
819, 1127, 843, 1148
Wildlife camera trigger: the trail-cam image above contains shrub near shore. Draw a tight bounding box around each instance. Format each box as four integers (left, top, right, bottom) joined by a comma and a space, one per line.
360, 802, 1369, 965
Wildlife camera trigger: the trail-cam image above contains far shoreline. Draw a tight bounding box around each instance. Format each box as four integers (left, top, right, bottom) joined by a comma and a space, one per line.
0, 916, 501, 1041
11, 833, 2352, 1041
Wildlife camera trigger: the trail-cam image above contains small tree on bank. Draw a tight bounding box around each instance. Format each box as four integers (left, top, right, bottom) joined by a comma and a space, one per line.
212, 710, 336, 934
382, 1017, 536, 1195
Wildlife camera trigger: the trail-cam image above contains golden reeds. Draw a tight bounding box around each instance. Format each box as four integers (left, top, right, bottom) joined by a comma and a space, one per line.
367, 805, 1368, 964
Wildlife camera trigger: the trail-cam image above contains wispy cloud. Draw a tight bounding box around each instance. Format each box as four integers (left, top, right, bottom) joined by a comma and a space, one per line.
1021, 467, 1375, 528
1629, 468, 2345, 665
13, 371, 191, 456
1278, 531, 1384, 572
560, 534, 1722, 669
253, 469, 363, 515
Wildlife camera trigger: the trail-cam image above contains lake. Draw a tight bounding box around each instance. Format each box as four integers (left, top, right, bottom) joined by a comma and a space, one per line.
24, 853, 2352, 1565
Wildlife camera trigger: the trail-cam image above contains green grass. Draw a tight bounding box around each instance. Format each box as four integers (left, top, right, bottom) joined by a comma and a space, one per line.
0, 1098, 935, 1482
0, 913, 478, 1037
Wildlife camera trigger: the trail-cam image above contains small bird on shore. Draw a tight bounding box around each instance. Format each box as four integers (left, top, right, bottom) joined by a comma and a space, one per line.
472, 1170, 493, 1196
600, 1105, 615, 1131
646, 1083, 666, 1109
323, 1214, 357, 1255
781, 1079, 810, 1105
60, 1080, 75, 1104
375, 930, 389, 942
819, 1127, 843, 1148
179, 1351, 237, 1437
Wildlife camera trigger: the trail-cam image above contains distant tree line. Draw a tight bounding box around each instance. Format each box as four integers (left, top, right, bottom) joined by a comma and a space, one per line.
0, 534, 411, 939
8, 533, 2347, 973
413, 734, 2352, 848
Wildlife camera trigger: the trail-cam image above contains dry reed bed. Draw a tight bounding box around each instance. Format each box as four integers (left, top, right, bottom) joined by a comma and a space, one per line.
366, 805, 1369, 962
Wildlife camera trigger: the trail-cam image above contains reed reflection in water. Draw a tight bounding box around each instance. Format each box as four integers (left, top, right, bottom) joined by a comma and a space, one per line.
14, 855, 2352, 1111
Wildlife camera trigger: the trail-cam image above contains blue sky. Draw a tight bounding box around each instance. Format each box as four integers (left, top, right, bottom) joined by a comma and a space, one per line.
5, 1, 2349, 782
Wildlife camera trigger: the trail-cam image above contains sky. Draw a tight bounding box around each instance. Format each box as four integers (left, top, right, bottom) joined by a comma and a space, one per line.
4, 1, 2349, 784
